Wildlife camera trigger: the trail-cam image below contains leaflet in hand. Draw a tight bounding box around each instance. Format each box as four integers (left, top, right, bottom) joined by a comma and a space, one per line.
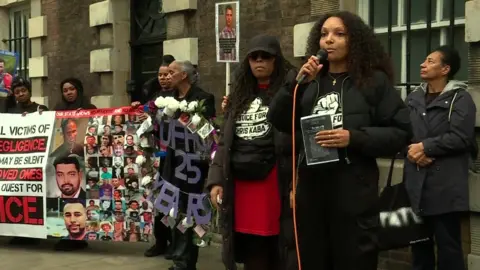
300, 114, 339, 165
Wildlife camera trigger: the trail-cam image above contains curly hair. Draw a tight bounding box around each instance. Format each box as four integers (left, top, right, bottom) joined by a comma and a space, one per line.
305, 11, 394, 89
227, 54, 296, 117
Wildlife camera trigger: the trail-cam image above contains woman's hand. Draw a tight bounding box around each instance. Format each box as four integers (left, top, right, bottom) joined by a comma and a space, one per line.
210, 185, 224, 209
315, 128, 350, 148
221, 96, 228, 112
138, 112, 149, 122
131, 101, 141, 108
416, 155, 434, 167
407, 143, 425, 162
296, 56, 323, 84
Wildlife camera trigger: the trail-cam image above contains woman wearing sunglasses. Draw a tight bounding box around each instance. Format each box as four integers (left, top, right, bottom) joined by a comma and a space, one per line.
207, 34, 297, 270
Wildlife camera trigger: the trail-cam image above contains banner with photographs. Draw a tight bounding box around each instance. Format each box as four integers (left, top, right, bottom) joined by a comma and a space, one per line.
0, 50, 18, 97
0, 112, 55, 239
215, 1, 240, 63
46, 108, 158, 242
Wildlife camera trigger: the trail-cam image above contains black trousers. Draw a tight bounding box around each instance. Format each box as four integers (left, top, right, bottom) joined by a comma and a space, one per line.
154, 213, 172, 250
296, 163, 379, 270
412, 212, 466, 270
170, 226, 199, 270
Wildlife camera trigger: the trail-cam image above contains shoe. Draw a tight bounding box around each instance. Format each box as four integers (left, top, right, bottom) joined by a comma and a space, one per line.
144, 244, 166, 257
54, 239, 88, 251
9, 237, 40, 246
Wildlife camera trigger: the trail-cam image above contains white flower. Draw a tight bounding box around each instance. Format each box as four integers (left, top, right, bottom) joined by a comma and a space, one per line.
135, 155, 146, 165
191, 113, 202, 125
141, 175, 152, 186
181, 217, 194, 228
163, 107, 175, 117
169, 208, 175, 218
154, 96, 166, 108
187, 101, 198, 112
179, 100, 188, 112
165, 97, 180, 110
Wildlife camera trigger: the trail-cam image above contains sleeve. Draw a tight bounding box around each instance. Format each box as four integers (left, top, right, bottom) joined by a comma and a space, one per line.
203, 93, 216, 119
422, 91, 476, 157
347, 72, 412, 157
206, 114, 227, 191
267, 70, 307, 134
39, 105, 49, 111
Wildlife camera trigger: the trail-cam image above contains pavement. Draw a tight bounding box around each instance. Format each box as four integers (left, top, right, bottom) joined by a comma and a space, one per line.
0, 237, 228, 270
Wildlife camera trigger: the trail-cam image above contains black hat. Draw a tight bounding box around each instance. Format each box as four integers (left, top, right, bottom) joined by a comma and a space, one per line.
246, 34, 281, 56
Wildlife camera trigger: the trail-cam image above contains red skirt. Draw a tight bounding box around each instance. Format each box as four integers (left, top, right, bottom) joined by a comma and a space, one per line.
234, 166, 281, 236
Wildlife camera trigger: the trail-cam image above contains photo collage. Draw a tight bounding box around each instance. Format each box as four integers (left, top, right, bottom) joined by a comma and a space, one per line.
46, 111, 160, 242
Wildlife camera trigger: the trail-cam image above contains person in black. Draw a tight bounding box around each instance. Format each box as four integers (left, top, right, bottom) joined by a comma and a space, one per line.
7, 76, 48, 114
6, 76, 48, 246
405, 46, 476, 270
132, 55, 177, 258
267, 11, 412, 270
161, 60, 215, 270
54, 78, 97, 110
207, 34, 297, 270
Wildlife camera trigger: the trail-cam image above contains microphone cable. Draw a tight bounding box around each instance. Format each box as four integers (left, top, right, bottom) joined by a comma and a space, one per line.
291, 83, 302, 270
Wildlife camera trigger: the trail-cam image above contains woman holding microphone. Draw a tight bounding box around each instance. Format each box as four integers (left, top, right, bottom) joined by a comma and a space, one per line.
266, 11, 412, 269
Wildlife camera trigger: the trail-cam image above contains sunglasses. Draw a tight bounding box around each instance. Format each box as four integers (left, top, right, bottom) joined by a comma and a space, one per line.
248, 51, 274, 60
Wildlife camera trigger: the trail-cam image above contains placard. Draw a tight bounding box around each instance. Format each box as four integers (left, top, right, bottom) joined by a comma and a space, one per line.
0, 112, 55, 239
215, 1, 240, 63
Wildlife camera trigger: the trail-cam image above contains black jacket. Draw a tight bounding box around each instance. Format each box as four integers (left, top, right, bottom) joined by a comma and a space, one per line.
0, 95, 15, 113
8, 102, 48, 114
404, 81, 476, 216
267, 70, 411, 215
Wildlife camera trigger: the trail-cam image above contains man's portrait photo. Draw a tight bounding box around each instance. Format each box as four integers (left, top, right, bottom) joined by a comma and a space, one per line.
53, 156, 86, 199
63, 199, 87, 240
216, 1, 239, 62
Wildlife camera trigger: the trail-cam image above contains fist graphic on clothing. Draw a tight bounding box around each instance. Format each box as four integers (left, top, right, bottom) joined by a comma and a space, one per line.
313, 93, 340, 115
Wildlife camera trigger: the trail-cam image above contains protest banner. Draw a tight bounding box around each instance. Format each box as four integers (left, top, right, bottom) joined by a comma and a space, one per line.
0, 112, 55, 239
46, 108, 159, 242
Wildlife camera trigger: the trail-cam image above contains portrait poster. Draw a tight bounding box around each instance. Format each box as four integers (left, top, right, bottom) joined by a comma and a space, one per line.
46, 108, 156, 242
0, 50, 18, 97
0, 112, 55, 239
215, 1, 240, 63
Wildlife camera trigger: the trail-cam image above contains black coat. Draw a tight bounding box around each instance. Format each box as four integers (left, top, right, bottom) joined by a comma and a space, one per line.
267, 70, 411, 217
404, 81, 477, 216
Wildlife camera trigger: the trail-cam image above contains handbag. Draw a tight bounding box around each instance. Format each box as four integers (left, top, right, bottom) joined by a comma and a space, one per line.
376, 158, 430, 250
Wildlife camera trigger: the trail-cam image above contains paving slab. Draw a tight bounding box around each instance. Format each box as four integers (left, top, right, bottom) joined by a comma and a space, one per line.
0, 237, 227, 270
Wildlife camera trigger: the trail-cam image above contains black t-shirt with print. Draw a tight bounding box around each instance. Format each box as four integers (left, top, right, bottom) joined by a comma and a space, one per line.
310, 72, 348, 129
230, 87, 275, 180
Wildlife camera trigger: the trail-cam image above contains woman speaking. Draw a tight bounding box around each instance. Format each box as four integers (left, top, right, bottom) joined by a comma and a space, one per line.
267, 11, 412, 269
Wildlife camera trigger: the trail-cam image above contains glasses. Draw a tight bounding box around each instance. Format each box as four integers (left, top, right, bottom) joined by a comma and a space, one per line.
248, 51, 274, 60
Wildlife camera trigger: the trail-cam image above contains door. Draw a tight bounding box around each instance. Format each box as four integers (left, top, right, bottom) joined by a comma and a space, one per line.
130, 0, 167, 103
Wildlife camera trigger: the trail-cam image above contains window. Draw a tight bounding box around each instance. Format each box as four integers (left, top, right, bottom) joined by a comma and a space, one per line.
7, 5, 30, 78
358, 0, 467, 96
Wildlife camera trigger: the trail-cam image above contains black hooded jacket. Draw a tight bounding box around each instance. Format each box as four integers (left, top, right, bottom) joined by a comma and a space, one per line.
54, 78, 97, 110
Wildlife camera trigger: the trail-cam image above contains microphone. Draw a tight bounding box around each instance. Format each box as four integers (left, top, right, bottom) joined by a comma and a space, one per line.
297, 49, 328, 84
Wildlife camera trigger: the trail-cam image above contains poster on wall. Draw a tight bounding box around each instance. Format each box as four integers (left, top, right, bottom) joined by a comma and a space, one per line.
0, 112, 55, 239
0, 50, 18, 97
215, 1, 240, 63
46, 108, 157, 242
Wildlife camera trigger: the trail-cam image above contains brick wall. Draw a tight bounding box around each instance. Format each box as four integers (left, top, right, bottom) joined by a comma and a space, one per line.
189, 0, 320, 110
41, 0, 103, 108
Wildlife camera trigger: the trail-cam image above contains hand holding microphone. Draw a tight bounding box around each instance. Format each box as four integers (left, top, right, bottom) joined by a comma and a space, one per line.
296, 49, 328, 84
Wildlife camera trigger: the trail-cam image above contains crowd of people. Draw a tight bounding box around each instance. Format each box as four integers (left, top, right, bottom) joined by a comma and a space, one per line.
0, 10, 476, 270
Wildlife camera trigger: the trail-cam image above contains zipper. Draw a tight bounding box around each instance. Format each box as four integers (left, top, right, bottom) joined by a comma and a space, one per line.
340, 76, 351, 165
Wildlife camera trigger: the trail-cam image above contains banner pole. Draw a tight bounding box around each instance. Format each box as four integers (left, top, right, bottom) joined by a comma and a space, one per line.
226, 62, 231, 95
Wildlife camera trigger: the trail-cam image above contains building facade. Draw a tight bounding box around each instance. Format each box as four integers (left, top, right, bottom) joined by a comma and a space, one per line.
0, 0, 479, 269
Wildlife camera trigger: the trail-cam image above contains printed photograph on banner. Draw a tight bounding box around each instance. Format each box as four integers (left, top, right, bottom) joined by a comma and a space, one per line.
215, 1, 240, 63
0, 112, 55, 239
46, 107, 154, 242
0, 50, 18, 97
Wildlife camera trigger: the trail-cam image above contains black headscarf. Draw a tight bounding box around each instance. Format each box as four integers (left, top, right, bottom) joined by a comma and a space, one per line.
54, 78, 96, 110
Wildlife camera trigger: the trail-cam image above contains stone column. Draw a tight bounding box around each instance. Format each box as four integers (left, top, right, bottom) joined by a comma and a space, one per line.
89, 0, 130, 108
28, 0, 48, 106
162, 0, 198, 64
465, 1, 480, 269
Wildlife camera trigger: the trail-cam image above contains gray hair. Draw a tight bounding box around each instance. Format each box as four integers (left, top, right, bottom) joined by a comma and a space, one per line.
175, 60, 199, 85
